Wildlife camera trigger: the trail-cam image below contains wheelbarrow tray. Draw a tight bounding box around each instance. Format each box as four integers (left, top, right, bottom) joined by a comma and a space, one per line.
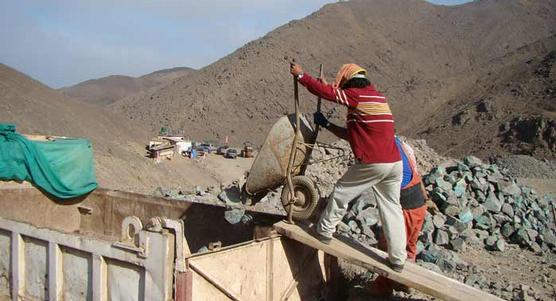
245, 114, 315, 195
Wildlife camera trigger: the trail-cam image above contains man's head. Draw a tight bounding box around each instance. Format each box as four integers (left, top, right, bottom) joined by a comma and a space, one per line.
334, 64, 369, 89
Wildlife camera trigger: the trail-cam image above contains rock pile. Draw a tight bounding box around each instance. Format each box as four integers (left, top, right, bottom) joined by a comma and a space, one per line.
331, 154, 555, 279
421, 155, 556, 255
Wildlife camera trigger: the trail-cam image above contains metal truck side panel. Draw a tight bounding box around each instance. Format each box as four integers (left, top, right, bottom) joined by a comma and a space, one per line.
0, 217, 175, 301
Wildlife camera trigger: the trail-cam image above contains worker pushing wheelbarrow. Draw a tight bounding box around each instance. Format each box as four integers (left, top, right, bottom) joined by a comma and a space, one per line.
244, 63, 345, 222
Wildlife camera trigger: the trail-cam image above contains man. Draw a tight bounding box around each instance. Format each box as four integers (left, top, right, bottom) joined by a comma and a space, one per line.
290, 62, 407, 271
369, 137, 429, 295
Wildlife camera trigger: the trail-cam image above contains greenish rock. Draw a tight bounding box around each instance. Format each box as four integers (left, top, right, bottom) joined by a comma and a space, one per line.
434, 229, 450, 246
501, 223, 516, 238
460, 229, 481, 246
453, 182, 466, 198
458, 208, 474, 224
444, 174, 457, 184
495, 239, 506, 252
497, 179, 521, 196
422, 214, 435, 233
485, 236, 498, 250
431, 189, 447, 204
356, 207, 379, 227
457, 162, 470, 172
436, 177, 453, 192
446, 216, 468, 233
530, 241, 542, 253
444, 205, 460, 217
425, 166, 446, 185
483, 194, 502, 213
348, 220, 361, 234
449, 237, 466, 252
501, 203, 514, 217
464, 172, 474, 182
474, 214, 491, 230
512, 228, 530, 246
493, 214, 511, 225
416, 240, 426, 255
464, 156, 483, 168
432, 214, 446, 229
541, 230, 556, 248
420, 244, 443, 263
526, 229, 538, 241
471, 205, 485, 218
447, 226, 459, 239
475, 229, 490, 241
475, 190, 486, 203
224, 207, 245, 224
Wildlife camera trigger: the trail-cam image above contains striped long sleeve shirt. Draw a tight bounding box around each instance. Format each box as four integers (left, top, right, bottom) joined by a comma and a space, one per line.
299, 73, 401, 164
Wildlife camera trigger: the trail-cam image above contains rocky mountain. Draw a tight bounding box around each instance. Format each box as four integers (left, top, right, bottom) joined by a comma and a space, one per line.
0, 63, 222, 192
60, 66, 194, 106
112, 0, 556, 159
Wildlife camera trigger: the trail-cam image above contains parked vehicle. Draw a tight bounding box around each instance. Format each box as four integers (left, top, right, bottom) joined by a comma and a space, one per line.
225, 148, 238, 159
199, 143, 216, 153
242, 141, 255, 158
217, 145, 229, 155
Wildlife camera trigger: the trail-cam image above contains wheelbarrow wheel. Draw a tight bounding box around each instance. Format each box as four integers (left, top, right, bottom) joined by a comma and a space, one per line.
281, 175, 319, 220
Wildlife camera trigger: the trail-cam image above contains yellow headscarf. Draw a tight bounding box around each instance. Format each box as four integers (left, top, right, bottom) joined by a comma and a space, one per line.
333, 64, 367, 88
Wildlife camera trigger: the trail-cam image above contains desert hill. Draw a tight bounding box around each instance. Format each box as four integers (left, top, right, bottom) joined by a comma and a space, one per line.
60, 66, 194, 106
0, 63, 239, 193
112, 0, 556, 158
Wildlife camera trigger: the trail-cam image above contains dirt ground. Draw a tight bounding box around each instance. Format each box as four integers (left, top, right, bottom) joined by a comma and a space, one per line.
517, 178, 556, 197
106, 152, 255, 194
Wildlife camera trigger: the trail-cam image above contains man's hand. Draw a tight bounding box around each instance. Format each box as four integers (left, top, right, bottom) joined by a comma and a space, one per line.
314, 112, 330, 128
290, 63, 303, 77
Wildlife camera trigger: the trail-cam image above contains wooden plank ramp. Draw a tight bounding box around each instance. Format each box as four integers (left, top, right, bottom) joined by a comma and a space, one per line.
274, 221, 504, 301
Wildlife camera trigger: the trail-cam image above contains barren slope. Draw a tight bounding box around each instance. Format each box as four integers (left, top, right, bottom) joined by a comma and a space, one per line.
112, 0, 556, 158
60, 66, 194, 106
0, 63, 235, 193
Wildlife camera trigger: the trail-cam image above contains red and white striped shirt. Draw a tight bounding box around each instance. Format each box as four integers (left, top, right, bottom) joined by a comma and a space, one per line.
299, 73, 401, 164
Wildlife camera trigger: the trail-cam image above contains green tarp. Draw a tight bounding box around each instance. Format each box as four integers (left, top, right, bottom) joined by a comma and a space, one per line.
0, 123, 97, 199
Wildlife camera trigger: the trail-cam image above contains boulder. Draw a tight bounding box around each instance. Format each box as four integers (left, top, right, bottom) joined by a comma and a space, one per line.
432, 214, 447, 229
434, 229, 450, 246
463, 156, 483, 168
483, 194, 502, 213
497, 179, 521, 196
224, 207, 245, 224
501, 203, 515, 217
449, 237, 466, 252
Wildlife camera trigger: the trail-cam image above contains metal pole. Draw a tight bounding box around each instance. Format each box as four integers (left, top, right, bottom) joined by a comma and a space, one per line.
299, 64, 323, 175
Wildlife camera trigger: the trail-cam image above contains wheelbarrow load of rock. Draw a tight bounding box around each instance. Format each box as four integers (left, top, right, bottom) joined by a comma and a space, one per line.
244, 113, 344, 220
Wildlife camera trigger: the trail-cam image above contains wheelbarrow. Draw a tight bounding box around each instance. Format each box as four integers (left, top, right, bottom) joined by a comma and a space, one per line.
244, 64, 344, 221
244, 114, 318, 220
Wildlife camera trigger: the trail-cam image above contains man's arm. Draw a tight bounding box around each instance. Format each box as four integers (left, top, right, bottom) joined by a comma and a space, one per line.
314, 112, 349, 140
327, 123, 349, 140
290, 63, 356, 108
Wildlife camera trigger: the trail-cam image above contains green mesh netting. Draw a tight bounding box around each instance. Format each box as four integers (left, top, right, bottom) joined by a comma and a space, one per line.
0, 123, 97, 199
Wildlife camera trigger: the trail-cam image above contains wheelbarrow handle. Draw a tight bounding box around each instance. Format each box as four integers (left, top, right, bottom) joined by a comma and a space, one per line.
315, 64, 324, 134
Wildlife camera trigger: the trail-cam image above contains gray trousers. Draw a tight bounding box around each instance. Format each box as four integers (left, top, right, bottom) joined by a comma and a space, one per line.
316, 161, 407, 265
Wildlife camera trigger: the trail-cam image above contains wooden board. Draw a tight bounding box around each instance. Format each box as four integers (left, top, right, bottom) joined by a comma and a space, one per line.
274, 221, 504, 301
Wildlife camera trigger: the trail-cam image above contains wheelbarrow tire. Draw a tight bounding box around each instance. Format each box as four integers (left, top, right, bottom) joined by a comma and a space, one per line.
281, 175, 319, 220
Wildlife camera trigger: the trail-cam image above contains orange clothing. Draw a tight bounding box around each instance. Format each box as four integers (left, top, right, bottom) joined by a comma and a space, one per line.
373, 203, 427, 294
378, 203, 427, 261
333, 63, 367, 88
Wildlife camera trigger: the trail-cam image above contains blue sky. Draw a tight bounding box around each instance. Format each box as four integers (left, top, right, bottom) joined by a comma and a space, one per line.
0, 0, 471, 88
